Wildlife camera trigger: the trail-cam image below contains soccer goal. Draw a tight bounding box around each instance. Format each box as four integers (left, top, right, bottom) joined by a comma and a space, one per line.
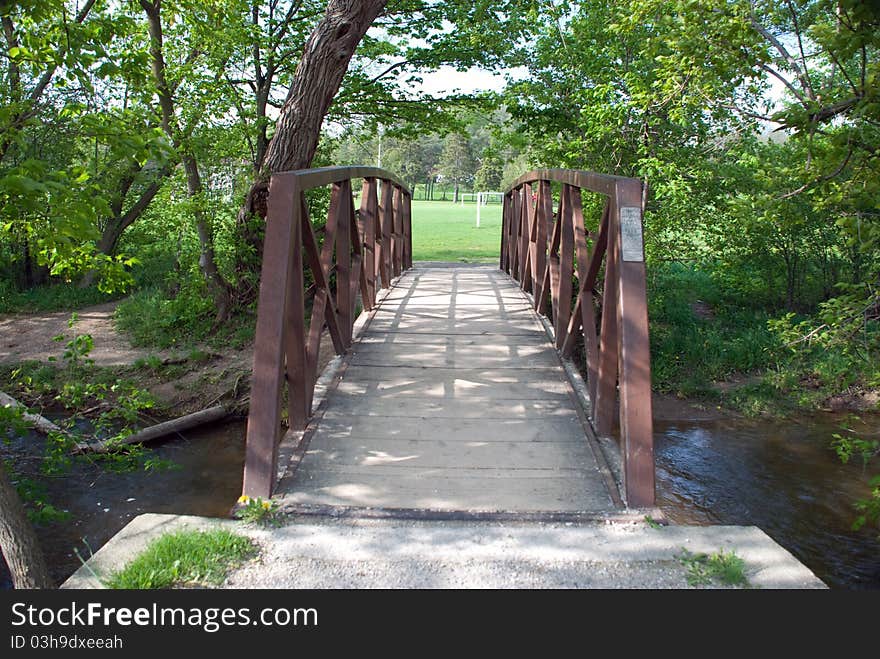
474, 191, 504, 227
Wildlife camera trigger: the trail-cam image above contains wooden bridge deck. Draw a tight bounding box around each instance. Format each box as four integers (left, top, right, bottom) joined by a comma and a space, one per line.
275, 263, 620, 513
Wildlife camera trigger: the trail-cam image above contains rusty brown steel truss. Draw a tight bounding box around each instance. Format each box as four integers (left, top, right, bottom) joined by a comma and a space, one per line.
501, 169, 654, 507
242, 166, 412, 498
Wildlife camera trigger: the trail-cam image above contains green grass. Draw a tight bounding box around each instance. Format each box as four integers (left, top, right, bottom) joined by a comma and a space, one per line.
648, 262, 779, 400
410, 199, 503, 262
677, 548, 751, 588
0, 280, 115, 314
105, 529, 257, 589
114, 284, 255, 350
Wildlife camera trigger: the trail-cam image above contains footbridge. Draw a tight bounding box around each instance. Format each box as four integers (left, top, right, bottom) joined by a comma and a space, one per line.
241, 166, 654, 512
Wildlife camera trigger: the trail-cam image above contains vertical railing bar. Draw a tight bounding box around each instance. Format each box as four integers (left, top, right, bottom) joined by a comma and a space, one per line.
242, 173, 299, 498
510, 188, 522, 281
403, 192, 413, 270
392, 186, 403, 278
359, 178, 376, 310
353, 180, 370, 314
500, 193, 508, 271
562, 186, 588, 358
379, 180, 393, 288
519, 183, 531, 291
547, 188, 563, 328
535, 180, 552, 315
594, 193, 619, 437
337, 179, 352, 348
285, 190, 309, 429
556, 184, 574, 349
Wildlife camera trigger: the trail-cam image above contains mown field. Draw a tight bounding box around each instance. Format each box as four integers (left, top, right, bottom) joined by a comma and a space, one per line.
409, 199, 503, 262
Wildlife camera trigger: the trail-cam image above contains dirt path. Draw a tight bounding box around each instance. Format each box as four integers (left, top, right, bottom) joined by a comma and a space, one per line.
0, 302, 166, 366
0, 301, 344, 417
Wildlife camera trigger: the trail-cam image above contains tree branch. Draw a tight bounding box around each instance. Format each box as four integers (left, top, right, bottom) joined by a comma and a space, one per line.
780, 142, 854, 199
758, 63, 806, 105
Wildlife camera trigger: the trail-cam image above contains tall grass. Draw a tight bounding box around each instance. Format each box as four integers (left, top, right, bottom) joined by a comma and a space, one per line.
647, 263, 780, 397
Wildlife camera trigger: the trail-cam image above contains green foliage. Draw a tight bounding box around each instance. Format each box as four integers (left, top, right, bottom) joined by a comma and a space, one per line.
132, 354, 164, 373
831, 421, 880, 534
677, 548, 751, 588
648, 263, 779, 397
105, 529, 257, 589
2, 323, 171, 478
0, 280, 115, 314
11, 472, 70, 525
234, 495, 283, 527
643, 515, 663, 529
114, 283, 255, 350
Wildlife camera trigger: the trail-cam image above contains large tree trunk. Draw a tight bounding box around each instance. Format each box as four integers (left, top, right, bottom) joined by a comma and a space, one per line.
235, 0, 387, 293
0, 462, 52, 588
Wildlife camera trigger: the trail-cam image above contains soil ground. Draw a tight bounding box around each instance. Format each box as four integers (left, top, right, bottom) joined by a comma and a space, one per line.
0, 301, 335, 417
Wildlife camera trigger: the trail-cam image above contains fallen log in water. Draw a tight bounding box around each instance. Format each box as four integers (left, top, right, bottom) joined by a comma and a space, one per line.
73, 404, 231, 454
3, 389, 238, 453
0, 391, 63, 435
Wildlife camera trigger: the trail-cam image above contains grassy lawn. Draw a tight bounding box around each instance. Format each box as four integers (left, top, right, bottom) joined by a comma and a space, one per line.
410, 199, 502, 262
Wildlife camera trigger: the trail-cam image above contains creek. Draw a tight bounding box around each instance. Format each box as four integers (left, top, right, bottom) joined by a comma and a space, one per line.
2, 413, 878, 589
655, 414, 880, 589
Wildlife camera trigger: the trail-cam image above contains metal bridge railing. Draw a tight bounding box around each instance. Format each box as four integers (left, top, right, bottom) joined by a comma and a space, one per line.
243, 166, 412, 498
501, 169, 654, 507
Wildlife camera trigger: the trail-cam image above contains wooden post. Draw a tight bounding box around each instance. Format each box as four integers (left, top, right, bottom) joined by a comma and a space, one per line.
500, 193, 508, 271
392, 185, 403, 277
336, 180, 352, 347
519, 184, 531, 292
614, 179, 654, 507
379, 180, 393, 288
403, 192, 413, 269
555, 185, 574, 349
594, 196, 619, 437
243, 173, 299, 498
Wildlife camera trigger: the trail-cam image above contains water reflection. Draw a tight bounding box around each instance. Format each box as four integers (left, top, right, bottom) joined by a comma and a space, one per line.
1, 420, 246, 588
655, 416, 880, 589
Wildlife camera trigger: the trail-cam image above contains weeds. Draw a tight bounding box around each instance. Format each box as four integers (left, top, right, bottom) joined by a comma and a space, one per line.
677, 548, 750, 588
234, 495, 283, 527
1, 316, 175, 517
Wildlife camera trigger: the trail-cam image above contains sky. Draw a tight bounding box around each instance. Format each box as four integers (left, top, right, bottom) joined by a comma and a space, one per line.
411, 65, 522, 97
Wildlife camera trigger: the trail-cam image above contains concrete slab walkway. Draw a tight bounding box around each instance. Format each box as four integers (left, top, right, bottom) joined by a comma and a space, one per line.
275, 263, 617, 513
62, 513, 827, 589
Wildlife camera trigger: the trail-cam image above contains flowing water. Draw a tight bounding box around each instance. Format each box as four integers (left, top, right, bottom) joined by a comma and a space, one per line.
3, 413, 878, 589
1, 420, 247, 589
655, 414, 880, 589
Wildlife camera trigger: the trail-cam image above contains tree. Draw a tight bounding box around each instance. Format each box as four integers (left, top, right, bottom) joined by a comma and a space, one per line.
235, 0, 537, 290
437, 132, 475, 202
0, 0, 147, 290
474, 147, 504, 191
0, 461, 51, 588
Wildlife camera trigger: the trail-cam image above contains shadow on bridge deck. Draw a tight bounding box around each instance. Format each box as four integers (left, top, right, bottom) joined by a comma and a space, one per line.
274, 262, 621, 514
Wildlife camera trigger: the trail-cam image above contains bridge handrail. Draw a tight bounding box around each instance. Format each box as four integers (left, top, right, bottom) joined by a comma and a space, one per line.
243, 165, 412, 498
501, 168, 654, 507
